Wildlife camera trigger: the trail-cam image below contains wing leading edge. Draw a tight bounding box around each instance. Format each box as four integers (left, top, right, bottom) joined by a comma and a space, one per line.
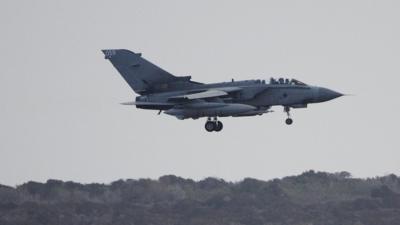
168, 87, 242, 101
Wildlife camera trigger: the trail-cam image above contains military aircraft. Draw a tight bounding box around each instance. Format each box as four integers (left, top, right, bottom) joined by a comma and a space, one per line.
102, 49, 343, 132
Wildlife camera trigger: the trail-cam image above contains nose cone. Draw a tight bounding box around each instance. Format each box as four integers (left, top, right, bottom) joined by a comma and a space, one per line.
315, 88, 343, 102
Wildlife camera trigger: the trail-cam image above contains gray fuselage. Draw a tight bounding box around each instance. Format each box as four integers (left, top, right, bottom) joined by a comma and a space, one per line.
137, 80, 339, 110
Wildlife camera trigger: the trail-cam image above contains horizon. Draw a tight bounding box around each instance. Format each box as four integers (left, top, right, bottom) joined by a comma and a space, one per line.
2, 170, 398, 188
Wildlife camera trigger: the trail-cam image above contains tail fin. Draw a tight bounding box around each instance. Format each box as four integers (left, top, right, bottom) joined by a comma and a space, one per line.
102, 49, 184, 94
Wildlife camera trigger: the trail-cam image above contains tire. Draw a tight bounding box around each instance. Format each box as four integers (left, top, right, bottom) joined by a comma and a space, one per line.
285, 118, 293, 125
214, 121, 223, 132
205, 121, 216, 132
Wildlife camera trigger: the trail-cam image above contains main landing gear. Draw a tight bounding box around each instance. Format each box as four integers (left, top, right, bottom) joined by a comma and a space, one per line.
284, 106, 293, 125
205, 117, 223, 132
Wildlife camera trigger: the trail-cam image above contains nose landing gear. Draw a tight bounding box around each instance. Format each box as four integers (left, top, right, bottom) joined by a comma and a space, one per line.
284, 106, 293, 125
285, 118, 293, 125
205, 117, 223, 132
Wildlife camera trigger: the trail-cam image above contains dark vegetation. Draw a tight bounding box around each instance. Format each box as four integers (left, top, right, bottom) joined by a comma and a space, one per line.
1, 171, 400, 225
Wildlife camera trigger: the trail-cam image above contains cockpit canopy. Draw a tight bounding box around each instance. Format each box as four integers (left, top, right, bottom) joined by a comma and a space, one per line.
269, 78, 308, 86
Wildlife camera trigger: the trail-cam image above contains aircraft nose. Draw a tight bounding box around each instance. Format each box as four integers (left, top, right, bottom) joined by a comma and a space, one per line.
316, 87, 343, 102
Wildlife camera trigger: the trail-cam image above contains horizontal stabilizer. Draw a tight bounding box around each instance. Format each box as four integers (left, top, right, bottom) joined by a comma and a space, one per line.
121, 101, 175, 106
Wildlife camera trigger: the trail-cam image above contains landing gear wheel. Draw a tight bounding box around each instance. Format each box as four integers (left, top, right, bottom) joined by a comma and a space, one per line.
284, 106, 293, 125
214, 121, 223, 132
205, 121, 216, 132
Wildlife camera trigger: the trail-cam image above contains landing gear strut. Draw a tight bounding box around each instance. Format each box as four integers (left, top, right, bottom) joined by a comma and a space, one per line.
284, 106, 293, 125
205, 117, 223, 132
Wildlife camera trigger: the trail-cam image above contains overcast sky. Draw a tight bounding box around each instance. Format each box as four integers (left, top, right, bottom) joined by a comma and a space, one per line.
1, 0, 399, 186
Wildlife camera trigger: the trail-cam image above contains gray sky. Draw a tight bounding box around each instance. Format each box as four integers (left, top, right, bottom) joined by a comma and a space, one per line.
1, 0, 399, 186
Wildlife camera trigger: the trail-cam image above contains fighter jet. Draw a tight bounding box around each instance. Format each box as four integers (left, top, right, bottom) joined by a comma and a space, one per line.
102, 49, 343, 132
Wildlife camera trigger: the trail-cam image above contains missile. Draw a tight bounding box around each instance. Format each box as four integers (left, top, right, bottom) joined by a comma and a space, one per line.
164, 103, 256, 119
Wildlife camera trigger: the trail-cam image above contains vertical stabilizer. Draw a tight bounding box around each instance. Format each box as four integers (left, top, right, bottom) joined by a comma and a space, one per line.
102, 49, 178, 94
